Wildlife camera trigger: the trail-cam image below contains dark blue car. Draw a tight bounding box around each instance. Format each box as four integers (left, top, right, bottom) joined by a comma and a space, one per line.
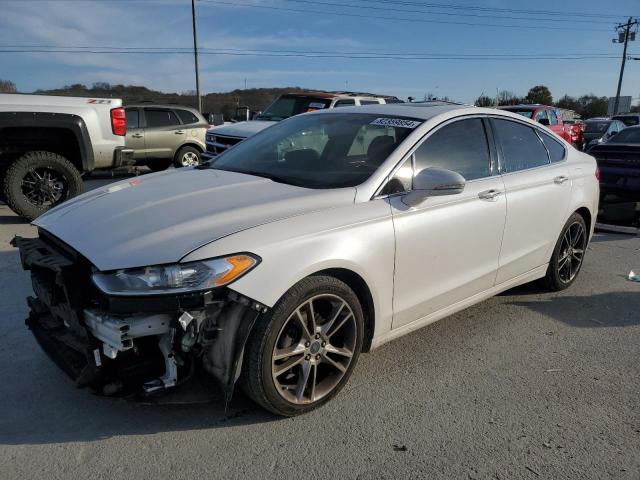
587, 126, 640, 201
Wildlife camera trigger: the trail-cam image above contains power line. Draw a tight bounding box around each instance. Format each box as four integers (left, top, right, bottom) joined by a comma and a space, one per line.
279, 0, 614, 25
196, 0, 612, 32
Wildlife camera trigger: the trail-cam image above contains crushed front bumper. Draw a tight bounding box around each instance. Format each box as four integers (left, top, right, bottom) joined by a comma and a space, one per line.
12, 233, 267, 402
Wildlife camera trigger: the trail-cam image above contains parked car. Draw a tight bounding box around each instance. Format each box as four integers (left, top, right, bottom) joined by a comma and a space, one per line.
13, 103, 598, 416
562, 119, 585, 150
498, 104, 573, 143
202, 91, 402, 158
587, 125, 640, 201
612, 113, 640, 127
125, 104, 208, 171
0, 93, 132, 220
583, 118, 627, 150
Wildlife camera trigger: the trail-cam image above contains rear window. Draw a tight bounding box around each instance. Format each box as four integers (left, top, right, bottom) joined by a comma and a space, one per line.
505, 110, 534, 119
585, 121, 610, 134
608, 128, 640, 143
613, 116, 639, 127
175, 109, 199, 125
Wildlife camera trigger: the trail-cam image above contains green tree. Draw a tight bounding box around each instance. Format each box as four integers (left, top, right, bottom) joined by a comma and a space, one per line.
525, 85, 553, 105
0, 79, 17, 93
497, 90, 523, 105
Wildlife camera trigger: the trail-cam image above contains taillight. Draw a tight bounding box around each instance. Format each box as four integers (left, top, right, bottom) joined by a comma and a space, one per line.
595, 167, 600, 181
110, 107, 126, 136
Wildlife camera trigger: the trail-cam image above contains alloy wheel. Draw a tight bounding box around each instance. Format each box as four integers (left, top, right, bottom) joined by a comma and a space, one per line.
557, 221, 586, 283
271, 294, 357, 405
20, 167, 67, 207
181, 151, 199, 167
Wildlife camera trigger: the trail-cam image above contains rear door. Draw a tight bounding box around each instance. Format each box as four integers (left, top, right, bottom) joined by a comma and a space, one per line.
491, 117, 571, 284
125, 108, 146, 161
142, 108, 184, 159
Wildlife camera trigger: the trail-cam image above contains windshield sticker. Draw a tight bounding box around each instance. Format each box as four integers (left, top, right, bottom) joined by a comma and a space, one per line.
370, 118, 421, 129
309, 102, 327, 109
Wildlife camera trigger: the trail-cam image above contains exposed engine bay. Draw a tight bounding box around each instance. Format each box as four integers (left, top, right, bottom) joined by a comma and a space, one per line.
11, 232, 268, 403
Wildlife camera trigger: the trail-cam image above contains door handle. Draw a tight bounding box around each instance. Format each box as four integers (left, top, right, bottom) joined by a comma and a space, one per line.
478, 189, 503, 201
554, 175, 569, 184
175, 130, 185, 135
131, 133, 143, 139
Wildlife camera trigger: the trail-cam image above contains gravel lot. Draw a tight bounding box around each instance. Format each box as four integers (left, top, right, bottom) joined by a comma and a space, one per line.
0, 173, 639, 480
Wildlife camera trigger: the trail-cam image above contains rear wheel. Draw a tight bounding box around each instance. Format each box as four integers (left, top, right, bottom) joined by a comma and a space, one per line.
174, 146, 200, 168
241, 276, 363, 416
2, 151, 83, 220
542, 213, 588, 291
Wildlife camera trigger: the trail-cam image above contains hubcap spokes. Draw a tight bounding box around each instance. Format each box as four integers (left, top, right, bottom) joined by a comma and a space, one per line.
272, 294, 356, 404
558, 221, 586, 283
182, 152, 199, 166
21, 168, 66, 206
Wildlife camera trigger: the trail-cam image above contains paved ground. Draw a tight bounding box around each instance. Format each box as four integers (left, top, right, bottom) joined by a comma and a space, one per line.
0, 173, 639, 479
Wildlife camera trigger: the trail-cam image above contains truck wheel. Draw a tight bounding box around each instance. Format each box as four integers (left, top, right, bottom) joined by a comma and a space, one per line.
2, 151, 84, 220
174, 146, 201, 168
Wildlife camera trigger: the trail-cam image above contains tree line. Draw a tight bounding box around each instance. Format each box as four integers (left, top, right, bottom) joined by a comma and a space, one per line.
475, 85, 640, 118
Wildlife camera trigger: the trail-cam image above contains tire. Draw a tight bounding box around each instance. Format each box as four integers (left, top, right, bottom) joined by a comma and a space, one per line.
2, 151, 84, 221
541, 212, 588, 291
240, 275, 364, 416
174, 146, 201, 168
146, 160, 172, 172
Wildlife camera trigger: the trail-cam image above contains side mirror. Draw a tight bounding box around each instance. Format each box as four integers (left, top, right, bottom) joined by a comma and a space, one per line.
538, 118, 550, 126
402, 168, 466, 207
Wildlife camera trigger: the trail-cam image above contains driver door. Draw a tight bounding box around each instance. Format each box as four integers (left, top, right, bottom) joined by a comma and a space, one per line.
387, 118, 507, 328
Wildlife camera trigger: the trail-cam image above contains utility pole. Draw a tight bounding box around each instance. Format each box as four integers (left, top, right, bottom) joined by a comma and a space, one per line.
613, 17, 638, 115
191, 0, 202, 112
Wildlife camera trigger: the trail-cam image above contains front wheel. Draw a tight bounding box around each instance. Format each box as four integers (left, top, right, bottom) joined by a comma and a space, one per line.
2, 151, 84, 220
542, 213, 588, 291
241, 276, 364, 416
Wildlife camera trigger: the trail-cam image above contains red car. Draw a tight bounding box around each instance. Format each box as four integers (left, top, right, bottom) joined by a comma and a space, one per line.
563, 119, 585, 150
498, 105, 573, 144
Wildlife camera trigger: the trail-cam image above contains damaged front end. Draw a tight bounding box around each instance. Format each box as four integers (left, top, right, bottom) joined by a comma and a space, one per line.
11, 232, 267, 403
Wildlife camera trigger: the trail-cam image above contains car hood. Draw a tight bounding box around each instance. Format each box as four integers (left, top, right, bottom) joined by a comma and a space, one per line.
34, 169, 356, 271
208, 120, 276, 139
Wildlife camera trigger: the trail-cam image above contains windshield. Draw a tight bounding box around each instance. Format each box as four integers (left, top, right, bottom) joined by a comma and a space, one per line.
608, 128, 640, 143
208, 113, 421, 189
585, 121, 610, 134
255, 95, 332, 121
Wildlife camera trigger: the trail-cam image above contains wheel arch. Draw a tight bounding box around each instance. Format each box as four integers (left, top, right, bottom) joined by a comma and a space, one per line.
173, 142, 204, 162
574, 206, 592, 234
309, 268, 376, 352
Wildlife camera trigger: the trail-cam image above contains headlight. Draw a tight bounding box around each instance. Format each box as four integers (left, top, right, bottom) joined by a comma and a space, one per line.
91, 254, 259, 296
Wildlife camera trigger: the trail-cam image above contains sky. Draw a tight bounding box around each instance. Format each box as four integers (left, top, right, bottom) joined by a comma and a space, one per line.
0, 0, 638, 104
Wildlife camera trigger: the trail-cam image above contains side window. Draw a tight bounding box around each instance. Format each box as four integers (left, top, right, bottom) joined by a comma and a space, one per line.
359, 100, 379, 105
413, 118, 491, 181
334, 99, 356, 107
549, 110, 558, 126
493, 119, 550, 172
145, 109, 180, 128
539, 130, 566, 162
125, 109, 139, 129
175, 109, 199, 125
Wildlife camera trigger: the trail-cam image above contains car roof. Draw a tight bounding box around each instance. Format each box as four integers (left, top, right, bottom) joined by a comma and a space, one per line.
309, 101, 470, 120
125, 104, 201, 113
498, 104, 551, 111
282, 90, 399, 100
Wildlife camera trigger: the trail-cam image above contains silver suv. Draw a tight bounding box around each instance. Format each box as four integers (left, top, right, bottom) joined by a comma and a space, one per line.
125, 105, 208, 170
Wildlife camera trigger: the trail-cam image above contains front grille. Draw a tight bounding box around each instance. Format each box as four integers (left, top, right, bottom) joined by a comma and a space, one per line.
206, 134, 244, 155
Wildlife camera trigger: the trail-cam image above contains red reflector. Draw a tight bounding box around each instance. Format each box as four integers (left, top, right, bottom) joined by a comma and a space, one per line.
595, 167, 600, 181
110, 107, 126, 136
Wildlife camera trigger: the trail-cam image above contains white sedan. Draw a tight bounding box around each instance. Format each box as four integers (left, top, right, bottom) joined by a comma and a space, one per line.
14, 103, 599, 416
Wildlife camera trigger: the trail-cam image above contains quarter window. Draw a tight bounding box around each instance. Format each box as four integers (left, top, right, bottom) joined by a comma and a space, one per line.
125, 109, 139, 129
334, 99, 356, 107
539, 130, 565, 162
493, 119, 550, 172
413, 118, 491, 181
145, 109, 180, 128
